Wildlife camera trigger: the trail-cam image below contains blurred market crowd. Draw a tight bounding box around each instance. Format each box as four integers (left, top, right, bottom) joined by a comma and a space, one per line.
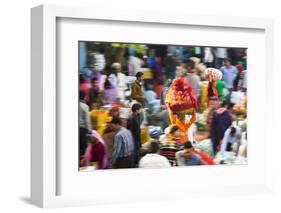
79, 42, 247, 171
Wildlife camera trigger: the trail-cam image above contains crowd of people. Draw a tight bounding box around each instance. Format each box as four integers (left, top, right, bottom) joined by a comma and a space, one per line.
79, 42, 247, 170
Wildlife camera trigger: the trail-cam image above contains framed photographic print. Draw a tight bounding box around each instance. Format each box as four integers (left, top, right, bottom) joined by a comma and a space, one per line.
31, 4, 274, 208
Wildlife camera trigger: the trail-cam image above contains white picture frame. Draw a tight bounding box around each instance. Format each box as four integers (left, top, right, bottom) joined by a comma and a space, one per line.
31, 4, 274, 208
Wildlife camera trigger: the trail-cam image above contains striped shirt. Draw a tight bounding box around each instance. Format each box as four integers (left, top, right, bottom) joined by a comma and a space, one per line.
110, 127, 135, 165
160, 139, 180, 165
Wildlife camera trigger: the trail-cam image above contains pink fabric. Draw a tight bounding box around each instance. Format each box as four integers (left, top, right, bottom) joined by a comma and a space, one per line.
215, 107, 227, 114
83, 130, 108, 169
80, 82, 91, 102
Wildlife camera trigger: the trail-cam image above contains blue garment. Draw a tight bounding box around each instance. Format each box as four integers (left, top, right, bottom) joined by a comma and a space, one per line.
220, 65, 238, 88
176, 150, 202, 166
148, 57, 156, 69
79, 42, 87, 71
184, 153, 202, 166
110, 127, 135, 165
80, 67, 92, 79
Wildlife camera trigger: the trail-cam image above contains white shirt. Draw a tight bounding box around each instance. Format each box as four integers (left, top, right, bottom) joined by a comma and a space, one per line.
220, 126, 241, 152
139, 153, 171, 169
215, 48, 228, 58
108, 73, 127, 102
129, 56, 144, 76
89, 52, 105, 71
79, 102, 92, 130
203, 47, 214, 63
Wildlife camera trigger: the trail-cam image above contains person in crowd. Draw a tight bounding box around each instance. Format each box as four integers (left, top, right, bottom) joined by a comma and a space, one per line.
153, 56, 164, 98
175, 66, 185, 77
160, 125, 181, 166
214, 47, 228, 69
232, 63, 244, 91
139, 142, 171, 169
239, 69, 247, 92
215, 79, 227, 102
210, 101, 233, 154
109, 116, 135, 169
108, 62, 127, 103
87, 77, 103, 110
220, 126, 241, 153
102, 122, 118, 164
81, 130, 107, 169
102, 76, 119, 105
127, 103, 143, 165
160, 79, 172, 106
88, 47, 106, 81
143, 83, 157, 105
205, 98, 220, 133
141, 128, 162, 157
220, 58, 238, 89
203, 47, 215, 67
128, 53, 144, 76
131, 72, 146, 105
79, 73, 91, 102
176, 141, 203, 166
151, 105, 171, 131
164, 52, 178, 80
185, 59, 201, 99
79, 91, 92, 157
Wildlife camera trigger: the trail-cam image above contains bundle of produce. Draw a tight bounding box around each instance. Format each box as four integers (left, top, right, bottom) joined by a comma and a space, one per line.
233, 98, 247, 115
165, 77, 197, 114
203, 68, 222, 81
193, 139, 214, 157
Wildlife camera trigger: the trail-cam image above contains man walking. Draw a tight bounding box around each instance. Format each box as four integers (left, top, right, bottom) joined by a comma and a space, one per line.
109, 117, 135, 169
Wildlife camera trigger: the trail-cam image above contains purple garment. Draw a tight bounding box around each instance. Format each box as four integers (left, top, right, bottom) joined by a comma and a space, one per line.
91, 71, 102, 82
210, 108, 233, 153
103, 88, 119, 105
154, 58, 164, 84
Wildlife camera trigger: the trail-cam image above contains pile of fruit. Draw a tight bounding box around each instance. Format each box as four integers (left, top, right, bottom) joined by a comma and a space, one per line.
165, 77, 197, 113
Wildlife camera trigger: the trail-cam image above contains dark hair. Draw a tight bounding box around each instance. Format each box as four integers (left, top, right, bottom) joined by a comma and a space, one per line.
110, 116, 122, 125
91, 77, 98, 83
186, 59, 195, 69
136, 52, 143, 59
149, 142, 160, 154
80, 91, 86, 100
184, 141, 193, 149
132, 103, 142, 113
169, 125, 179, 135
98, 47, 105, 54
230, 127, 236, 136
136, 72, 144, 79
223, 58, 231, 63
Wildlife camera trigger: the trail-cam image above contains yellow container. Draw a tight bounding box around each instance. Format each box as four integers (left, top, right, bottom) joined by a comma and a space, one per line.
89, 109, 109, 128
92, 125, 106, 136
141, 68, 153, 80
